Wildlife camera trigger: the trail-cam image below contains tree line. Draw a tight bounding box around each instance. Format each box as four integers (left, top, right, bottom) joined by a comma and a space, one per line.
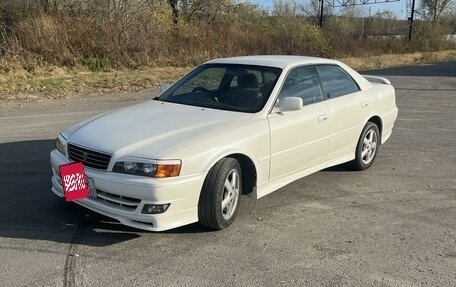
0, 0, 454, 69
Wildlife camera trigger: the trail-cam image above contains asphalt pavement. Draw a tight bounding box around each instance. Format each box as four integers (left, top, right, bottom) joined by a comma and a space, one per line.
0, 62, 455, 286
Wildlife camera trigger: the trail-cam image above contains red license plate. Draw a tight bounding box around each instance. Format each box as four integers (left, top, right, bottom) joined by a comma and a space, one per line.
59, 162, 89, 201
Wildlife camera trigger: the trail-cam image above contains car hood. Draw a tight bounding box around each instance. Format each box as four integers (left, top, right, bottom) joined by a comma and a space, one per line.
65, 100, 252, 160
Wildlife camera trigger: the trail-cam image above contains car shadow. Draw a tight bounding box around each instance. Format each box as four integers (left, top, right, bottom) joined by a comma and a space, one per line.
322, 163, 357, 172
361, 61, 456, 77
0, 139, 218, 245
163, 223, 214, 234
0, 139, 144, 247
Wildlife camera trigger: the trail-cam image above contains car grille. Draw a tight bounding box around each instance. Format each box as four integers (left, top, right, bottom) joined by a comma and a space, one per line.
95, 190, 141, 212
68, 143, 111, 170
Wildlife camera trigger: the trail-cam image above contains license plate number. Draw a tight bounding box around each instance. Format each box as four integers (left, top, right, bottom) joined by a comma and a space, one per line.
87, 177, 97, 199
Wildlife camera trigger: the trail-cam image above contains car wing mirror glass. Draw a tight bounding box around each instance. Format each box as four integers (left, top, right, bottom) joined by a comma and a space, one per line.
280, 97, 303, 112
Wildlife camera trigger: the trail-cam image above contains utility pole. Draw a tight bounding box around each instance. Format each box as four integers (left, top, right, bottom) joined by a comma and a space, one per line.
408, 0, 416, 43
319, 0, 324, 27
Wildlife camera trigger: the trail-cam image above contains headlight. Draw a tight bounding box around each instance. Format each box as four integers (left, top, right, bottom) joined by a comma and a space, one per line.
113, 158, 181, 178
55, 136, 67, 156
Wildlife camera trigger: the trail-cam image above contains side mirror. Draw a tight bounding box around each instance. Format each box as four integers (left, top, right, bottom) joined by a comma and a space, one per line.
280, 97, 303, 112
160, 83, 171, 93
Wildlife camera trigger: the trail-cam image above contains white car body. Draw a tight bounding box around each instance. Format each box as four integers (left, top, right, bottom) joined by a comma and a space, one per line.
50, 56, 398, 231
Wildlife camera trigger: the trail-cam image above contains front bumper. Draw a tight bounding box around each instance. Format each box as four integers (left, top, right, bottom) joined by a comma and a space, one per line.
50, 149, 205, 231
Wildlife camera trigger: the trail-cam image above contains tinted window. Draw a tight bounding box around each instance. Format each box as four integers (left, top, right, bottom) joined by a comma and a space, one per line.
278, 66, 323, 105
159, 64, 282, 113
229, 69, 278, 89
174, 67, 225, 96
315, 65, 359, 98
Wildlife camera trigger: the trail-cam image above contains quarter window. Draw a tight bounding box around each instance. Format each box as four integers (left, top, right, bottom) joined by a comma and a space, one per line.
315, 65, 360, 98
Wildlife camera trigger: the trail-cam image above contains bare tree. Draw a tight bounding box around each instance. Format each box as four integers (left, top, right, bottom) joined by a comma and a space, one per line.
168, 0, 179, 24
301, 0, 333, 23
419, 0, 453, 22
167, 0, 233, 24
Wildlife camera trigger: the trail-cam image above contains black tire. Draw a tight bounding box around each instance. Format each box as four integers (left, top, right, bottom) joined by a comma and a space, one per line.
352, 122, 380, 171
198, 158, 242, 230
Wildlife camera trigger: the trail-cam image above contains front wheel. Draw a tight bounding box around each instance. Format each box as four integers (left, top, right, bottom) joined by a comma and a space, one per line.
198, 158, 242, 230
352, 122, 380, 171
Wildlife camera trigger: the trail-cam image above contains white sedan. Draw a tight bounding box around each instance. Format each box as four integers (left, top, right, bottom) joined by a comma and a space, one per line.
50, 56, 398, 231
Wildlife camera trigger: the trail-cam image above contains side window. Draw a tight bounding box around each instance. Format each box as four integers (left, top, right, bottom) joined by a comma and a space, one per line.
315, 65, 360, 98
278, 66, 323, 105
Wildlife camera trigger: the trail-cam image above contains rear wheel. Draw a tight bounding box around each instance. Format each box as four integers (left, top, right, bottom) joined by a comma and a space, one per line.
352, 122, 380, 171
198, 158, 242, 230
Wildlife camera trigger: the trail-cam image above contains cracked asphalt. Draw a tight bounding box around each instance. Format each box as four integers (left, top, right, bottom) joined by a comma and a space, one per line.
0, 62, 455, 287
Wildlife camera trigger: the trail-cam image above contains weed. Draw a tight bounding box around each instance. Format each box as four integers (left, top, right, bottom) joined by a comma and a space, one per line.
81, 57, 111, 72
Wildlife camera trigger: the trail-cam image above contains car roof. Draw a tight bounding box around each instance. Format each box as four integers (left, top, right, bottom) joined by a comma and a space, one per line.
205, 55, 339, 69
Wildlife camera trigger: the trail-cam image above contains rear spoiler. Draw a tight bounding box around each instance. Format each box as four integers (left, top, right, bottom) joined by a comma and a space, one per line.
362, 75, 391, 85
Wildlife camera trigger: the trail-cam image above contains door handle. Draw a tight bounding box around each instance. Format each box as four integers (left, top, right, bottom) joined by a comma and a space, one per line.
361, 101, 369, 108
318, 114, 329, 123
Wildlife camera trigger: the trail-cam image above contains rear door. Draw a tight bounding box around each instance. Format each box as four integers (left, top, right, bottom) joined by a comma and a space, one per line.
315, 65, 371, 160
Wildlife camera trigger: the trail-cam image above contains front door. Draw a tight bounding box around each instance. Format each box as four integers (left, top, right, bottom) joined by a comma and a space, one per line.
268, 66, 330, 180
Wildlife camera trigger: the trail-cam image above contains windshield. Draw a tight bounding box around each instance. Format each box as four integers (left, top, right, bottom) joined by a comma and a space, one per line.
159, 64, 282, 113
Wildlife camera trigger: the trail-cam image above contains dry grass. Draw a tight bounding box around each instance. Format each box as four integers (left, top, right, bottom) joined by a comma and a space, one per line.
0, 65, 190, 101
0, 67, 189, 92
1, 50, 455, 102
341, 50, 456, 70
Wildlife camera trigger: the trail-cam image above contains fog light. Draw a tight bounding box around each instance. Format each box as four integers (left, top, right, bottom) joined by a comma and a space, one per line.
142, 204, 170, 214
